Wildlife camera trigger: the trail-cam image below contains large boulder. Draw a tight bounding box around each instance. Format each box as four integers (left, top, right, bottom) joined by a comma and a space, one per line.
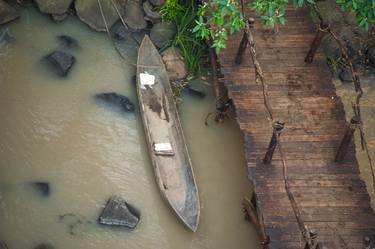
44, 51, 76, 77
98, 196, 140, 229
143, 1, 161, 24
35, 0, 73, 15
75, 0, 125, 32
149, 0, 164, 7
0, 0, 20, 25
150, 22, 176, 49
123, 0, 147, 31
161, 47, 187, 81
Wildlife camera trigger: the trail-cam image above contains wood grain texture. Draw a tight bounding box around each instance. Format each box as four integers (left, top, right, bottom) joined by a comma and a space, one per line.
219, 5, 375, 249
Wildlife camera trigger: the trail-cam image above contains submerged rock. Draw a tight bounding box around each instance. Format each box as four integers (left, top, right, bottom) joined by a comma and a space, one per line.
35, 0, 73, 15
338, 69, 352, 83
57, 35, 79, 49
58, 212, 92, 236
75, 0, 124, 32
161, 47, 187, 81
0, 27, 14, 48
44, 50, 76, 77
30, 182, 50, 197
98, 196, 140, 229
123, 0, 147, 31
0, 0, 20, 25
143, 1, 161, 24
185, 85, 206, 99
150, 22, 176, 49
95, 92, 135, 113
34, 243, 54, 249
367, 47, 375, 68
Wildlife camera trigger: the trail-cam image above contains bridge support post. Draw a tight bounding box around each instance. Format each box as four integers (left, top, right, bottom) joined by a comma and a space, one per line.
263, 120, 284, 164
305, 23, 329, 63
335, 117, 360, 163
235, 31, 248, 65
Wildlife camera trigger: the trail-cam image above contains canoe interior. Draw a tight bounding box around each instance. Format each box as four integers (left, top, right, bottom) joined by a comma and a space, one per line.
136, 35, 200, 231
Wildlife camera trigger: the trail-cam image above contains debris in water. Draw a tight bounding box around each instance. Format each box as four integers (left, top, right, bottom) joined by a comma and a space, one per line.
57, 35, 79, 49
33, 243, 54, 249
98, 196, 140, 229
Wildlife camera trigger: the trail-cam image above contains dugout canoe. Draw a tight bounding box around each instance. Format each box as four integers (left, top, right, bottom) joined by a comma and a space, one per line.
136, 35, 200, 232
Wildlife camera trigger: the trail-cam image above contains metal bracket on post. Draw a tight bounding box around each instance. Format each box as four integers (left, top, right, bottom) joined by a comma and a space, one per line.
263, 120, 285, 164
305, 22, 329, 64
235, 18, 254, 65
335, 116, 360, 163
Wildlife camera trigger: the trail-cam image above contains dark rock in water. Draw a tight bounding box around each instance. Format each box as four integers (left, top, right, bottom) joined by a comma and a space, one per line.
367, 47, 375, 68
111, 22, 147, 62
35, 0, 73, 15
150, 22, 176, 49
30, 182, 50, 197
123, 0, 147, 31
44, 51, 76, 77
57, 35, 79, 49
0, 0, 20, 25
95, 92, 135, 113
0, 240, 8, 249
0, 27, 14, 48
98, 196, 140, 229
185, 85, 206, 99
149, 0, 165, 7
143, 1, 161, 24
51, 13, 68, 22
33, 243, 54, 249
338, 69, 352, 83
58, 212, 92, 236
75, 0, 124, 32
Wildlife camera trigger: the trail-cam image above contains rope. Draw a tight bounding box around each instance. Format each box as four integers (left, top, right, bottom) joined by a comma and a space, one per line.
312, 4, 375, 189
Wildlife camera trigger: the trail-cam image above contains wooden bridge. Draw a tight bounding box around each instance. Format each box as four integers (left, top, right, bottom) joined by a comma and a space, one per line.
218, 4, 375, 249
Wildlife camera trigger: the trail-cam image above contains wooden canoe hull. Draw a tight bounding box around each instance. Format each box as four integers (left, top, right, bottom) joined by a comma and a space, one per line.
136, 35, 200, 232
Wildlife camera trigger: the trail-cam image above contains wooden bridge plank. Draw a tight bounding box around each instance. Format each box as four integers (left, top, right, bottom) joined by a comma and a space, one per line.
219, 3, 375, 248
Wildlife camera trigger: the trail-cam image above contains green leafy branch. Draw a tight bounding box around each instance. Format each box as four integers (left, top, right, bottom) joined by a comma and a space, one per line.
193, 0, 245, 54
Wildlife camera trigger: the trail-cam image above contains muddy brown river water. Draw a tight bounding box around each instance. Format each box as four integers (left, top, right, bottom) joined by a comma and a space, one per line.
0, 7, 260, 249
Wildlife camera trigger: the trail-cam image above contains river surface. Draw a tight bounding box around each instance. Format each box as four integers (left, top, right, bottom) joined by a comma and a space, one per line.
0, 7, 260, 249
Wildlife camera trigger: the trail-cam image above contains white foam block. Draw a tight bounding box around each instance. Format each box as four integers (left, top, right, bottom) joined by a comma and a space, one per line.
140, 73, 155, 89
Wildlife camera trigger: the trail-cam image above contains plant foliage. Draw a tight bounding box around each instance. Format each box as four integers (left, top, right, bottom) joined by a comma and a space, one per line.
193, 0, 244, 53
160, 0, 185, 22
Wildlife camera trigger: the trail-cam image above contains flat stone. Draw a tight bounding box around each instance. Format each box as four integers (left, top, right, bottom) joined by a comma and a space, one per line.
123, 0, 147, 31
150, 22, 176, 49
35, 0, 73, 15
161, 47, 187, 81
0, 0, 20, 25
44, 50, 76, 77
143, 1, 161, 24
30, 182, 50, 197
34, 243, 54, 249
98, 196, 140, 229
75, 0, 125, 32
